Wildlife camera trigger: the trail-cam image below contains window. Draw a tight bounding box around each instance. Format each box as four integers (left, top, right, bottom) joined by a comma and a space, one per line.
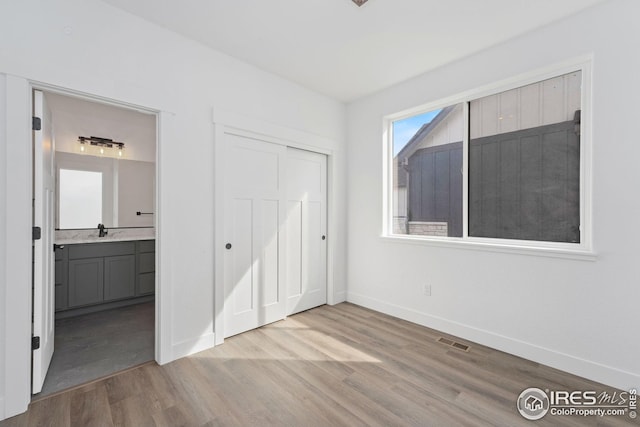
469, 71, 581, 243
392, 104, 464, 237
59, 169, 103, 229
387, 67, 588, 250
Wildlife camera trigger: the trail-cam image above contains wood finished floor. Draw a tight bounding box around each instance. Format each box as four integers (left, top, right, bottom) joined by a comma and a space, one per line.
2, 303, 636, 426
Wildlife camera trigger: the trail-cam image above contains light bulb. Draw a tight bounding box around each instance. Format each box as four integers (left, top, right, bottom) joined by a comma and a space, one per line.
80, 145, 85, 152
100, 147, 104, 155
118, 149, 123, 157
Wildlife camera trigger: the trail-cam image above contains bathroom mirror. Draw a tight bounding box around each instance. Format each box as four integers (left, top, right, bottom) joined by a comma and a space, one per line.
59, 168, 103, 229
56, 152, 155, 229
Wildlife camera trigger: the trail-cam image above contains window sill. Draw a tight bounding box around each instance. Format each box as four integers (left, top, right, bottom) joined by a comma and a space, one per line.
380, 234, 597, 262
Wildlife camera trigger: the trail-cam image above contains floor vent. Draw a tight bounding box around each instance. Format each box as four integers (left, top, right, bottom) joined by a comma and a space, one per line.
437, 337, 470, 352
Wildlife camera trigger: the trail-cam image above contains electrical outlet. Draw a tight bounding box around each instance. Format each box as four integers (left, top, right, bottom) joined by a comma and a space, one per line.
423, 284, 431, 296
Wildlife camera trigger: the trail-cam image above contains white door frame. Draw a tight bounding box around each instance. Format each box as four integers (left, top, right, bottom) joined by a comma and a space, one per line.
213, 109, 337, 345
1, 75, 170, 419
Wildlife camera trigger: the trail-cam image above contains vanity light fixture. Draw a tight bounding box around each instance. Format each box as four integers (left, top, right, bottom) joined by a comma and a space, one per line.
78, 136, 125, 157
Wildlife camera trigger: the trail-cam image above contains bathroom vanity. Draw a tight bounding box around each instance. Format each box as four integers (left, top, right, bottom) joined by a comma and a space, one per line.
54, 234, 155, 318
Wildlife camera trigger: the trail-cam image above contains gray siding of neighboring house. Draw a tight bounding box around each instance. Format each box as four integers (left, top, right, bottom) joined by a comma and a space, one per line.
408, 142, 463, 237
469, 119, 580, 243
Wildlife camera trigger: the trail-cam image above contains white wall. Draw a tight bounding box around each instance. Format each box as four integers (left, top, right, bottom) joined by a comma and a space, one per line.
347, 0, 639, 391
47, 92, 156, 163
0, 0, 346, 419
118, 159, 155, 228
0, 76, 32, 422
0, 74, 7, 420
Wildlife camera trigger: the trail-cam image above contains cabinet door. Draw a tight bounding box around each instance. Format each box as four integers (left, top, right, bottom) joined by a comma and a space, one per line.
137, 272, 155, 295
136, 241, 155, 296
68, 257, 104, 307
104, 255, 136, 302
54, 259, 67, 311
138, 252, 155, 274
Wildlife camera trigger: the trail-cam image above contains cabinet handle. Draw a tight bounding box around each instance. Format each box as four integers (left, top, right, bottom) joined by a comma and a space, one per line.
322, 235, 326, 240
225, 243, 232, 250
54, 244, 65, 251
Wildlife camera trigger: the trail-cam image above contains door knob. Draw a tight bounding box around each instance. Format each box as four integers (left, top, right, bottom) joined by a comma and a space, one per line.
225, 243, 232, 250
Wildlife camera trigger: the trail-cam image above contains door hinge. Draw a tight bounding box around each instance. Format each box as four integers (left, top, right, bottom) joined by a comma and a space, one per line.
32, 336, 40, 350
32, 116, 42, 131
32, 226, 41, 240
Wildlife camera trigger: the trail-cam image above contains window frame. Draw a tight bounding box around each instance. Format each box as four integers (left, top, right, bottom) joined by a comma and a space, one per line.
382, 58, 594, 260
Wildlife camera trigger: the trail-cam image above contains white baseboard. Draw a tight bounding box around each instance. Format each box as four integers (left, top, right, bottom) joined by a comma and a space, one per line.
0, 396, 23, 423
347, 292, 639, 391
171, 332, 216, 361
330, 290, 346, 305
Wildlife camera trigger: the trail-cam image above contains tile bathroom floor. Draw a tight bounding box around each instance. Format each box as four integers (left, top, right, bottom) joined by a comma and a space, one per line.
35, 301, 154, 398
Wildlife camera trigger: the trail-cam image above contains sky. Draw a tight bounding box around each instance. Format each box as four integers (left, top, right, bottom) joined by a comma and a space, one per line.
393, 109, 441, 156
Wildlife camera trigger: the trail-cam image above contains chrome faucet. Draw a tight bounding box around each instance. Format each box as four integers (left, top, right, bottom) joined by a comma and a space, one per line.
98, 223, 108, 237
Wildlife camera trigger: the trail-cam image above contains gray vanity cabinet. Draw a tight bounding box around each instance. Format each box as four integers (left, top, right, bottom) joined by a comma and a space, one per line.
56, 240, 154, 315
68, 241, 135, 308
136, 240, 156, 296
68, 257, 104, 307
55, 247, 68, 310
104, 255, 136, 301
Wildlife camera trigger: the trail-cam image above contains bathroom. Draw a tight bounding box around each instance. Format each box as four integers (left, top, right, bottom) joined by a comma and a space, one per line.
35, 90, 157, 397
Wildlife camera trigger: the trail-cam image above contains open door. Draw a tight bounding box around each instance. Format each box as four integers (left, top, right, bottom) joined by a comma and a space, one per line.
32, 90, 55, 394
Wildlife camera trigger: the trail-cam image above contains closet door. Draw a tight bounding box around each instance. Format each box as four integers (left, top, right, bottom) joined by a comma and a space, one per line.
285, 148, 327, 315
223, 135, 286, 338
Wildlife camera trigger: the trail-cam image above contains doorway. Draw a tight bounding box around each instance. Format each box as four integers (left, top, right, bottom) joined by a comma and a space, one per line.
31, 89, 158, 397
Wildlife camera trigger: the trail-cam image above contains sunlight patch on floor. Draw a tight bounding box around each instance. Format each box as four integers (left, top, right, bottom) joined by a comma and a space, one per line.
191, 320, 381, 364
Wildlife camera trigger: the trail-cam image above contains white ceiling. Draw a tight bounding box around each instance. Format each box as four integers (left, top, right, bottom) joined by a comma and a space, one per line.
100, 0, 607, 102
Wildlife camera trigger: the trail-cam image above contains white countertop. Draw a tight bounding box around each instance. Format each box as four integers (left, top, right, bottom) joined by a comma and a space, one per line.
55, 228, 155, 245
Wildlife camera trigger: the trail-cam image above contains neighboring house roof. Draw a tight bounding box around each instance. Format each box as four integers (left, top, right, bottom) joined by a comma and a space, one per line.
395, 105, 455, 161
394, 105, 455, 188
